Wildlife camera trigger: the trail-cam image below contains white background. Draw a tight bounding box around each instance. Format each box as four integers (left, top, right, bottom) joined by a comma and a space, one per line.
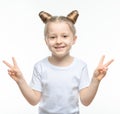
0, 0, 119, 114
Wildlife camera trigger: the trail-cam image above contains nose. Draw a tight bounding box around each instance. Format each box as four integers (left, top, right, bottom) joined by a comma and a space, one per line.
56, 37, 62, 44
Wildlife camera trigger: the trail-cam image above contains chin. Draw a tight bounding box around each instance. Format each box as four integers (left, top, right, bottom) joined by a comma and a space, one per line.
54, 53, 69, 58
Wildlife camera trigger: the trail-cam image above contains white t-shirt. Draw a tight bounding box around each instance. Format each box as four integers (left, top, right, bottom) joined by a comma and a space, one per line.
30, 57, 90, 114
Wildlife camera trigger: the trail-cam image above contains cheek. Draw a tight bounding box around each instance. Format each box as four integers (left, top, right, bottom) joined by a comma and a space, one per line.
45, 39, 55, 47
65, 39, 75, 45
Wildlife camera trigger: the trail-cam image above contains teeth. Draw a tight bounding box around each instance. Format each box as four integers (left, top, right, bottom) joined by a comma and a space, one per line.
55, 46, 64, 48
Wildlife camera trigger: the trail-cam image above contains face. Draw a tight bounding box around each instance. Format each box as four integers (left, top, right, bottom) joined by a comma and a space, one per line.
45, 22, 77, 58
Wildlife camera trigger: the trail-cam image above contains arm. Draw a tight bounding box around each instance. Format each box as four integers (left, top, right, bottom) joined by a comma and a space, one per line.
79, 55, 114, 106
3, 57, 41, 106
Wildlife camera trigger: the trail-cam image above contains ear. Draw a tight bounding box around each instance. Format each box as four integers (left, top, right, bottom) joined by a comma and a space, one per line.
73, 36, 77, 44
44, 37, 48, 45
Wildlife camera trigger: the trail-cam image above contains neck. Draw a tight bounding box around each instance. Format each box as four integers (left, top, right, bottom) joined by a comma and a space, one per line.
48, 54, 74, 67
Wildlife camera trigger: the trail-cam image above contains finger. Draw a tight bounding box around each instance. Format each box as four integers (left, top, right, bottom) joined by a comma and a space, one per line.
12, 57, 18, 67
98, 55, 105, 66
3, 60, 13, 68
104, 59, 114, 67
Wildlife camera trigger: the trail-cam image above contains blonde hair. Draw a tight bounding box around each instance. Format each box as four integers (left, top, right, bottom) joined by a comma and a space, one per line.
39, 10, 79, 36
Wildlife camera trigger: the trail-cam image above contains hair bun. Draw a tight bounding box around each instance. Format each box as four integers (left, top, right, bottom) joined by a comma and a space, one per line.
67, 10, 79, 24
39, 11, 52, 23
39, 10, 79, 24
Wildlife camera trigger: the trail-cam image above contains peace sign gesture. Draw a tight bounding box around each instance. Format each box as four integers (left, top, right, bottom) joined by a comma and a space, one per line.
93, 55, 114, 81
3, 57, 24, 83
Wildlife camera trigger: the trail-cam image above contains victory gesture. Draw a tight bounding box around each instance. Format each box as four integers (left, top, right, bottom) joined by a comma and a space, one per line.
3, 57, 24, 83
93, 55, 114, 81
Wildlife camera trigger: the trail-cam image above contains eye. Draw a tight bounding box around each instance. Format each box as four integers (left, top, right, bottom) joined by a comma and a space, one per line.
63, 35, 68, 38
49, 36, 56, 39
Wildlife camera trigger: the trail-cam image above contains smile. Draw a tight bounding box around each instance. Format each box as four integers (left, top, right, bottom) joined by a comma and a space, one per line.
55, 46, 66, 49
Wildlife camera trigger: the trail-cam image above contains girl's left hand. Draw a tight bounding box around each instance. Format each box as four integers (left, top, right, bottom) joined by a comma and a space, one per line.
93, 55, 114, 81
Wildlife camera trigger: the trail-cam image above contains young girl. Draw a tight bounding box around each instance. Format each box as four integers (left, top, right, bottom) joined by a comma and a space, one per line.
3, 10, 113, 114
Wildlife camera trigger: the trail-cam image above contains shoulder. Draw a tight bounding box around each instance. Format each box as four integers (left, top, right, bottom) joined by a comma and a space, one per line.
32, 57, 49, 75
74, 57, 87, 67
33, 57, 48, 70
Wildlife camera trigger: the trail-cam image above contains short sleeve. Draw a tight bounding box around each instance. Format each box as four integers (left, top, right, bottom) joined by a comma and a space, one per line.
30, 65, 43, 92
79, 65, 90, 90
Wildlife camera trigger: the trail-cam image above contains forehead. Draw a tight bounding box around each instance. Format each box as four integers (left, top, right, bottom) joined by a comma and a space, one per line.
47, 22, 72, 32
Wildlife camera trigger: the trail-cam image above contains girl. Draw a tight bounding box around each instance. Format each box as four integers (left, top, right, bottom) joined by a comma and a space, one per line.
3, 10, 113, 114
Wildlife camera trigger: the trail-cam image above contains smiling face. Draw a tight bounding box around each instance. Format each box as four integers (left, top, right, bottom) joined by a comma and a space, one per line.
45, 22, 77, 58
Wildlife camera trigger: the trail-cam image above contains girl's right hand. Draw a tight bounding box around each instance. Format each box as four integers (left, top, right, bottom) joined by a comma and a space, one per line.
3, 57, 24, 83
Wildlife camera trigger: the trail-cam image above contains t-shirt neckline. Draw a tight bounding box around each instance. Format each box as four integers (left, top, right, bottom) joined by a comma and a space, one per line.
46, 57, 77, 70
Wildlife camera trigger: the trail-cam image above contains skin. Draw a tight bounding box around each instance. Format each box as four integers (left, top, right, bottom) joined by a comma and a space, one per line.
45, 22, 77, 66
3, 57, 41, 105
3, 21, 114, 106
80, 55, 113, 105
